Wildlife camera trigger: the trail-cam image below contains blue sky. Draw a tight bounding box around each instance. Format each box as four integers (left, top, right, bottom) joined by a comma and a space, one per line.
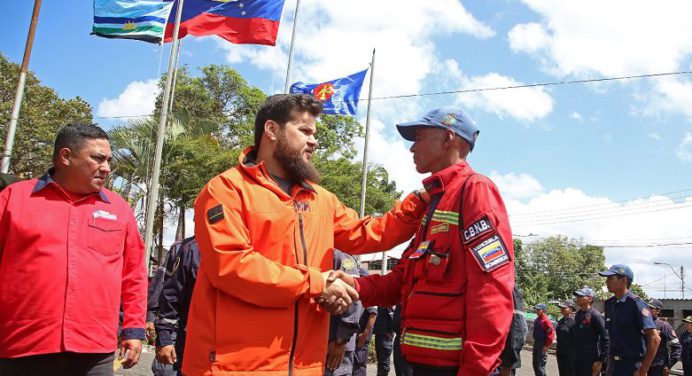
3, 0, 692, 298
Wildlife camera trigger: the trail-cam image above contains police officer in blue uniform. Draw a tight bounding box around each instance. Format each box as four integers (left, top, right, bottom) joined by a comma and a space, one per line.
600, 264, 660, 376
556, 300, 576, 376
680, 316, 692, 376
570, 287, 608, 376
374, 305, 395, 376
154, 236, 201, 375
647, 299, 681, 376
392, 305, 413, 376
326, 251, 364, 376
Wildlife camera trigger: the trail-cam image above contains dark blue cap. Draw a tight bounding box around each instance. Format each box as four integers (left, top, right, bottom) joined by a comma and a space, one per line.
599, 264, 634, 280
558, 300, 576, 310
573, 287, 595, 298
396, 106, 480, 151
535, 303, 547, 311
648, 299, 663, 309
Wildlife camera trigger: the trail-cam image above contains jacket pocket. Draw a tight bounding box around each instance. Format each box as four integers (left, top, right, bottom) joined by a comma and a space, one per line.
401, 318, 463, 366
88, 218, 124, 256
406, 290, 465, 322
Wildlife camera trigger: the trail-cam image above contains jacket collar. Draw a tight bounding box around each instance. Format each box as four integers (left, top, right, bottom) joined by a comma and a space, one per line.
421, 160, 474, 196
32, 168, 110, 203
238, 147, 316, 197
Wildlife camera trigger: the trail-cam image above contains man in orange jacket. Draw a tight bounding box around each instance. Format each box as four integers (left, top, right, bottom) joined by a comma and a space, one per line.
185, 94, 428, 376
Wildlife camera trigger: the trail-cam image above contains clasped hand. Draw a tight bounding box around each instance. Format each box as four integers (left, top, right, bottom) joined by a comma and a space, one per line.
318, 271, 358, 315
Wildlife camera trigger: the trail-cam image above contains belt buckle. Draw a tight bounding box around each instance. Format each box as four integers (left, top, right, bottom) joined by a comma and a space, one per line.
613, 355, 621, 361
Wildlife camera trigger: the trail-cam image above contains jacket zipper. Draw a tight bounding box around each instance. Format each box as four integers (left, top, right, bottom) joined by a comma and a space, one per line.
288, 213, 309, 376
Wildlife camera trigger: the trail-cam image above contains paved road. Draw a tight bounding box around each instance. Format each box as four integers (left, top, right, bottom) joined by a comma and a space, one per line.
116, 347, 685, 375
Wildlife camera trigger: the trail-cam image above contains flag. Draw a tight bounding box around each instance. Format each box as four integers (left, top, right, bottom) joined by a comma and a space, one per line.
93, 0, 174, 44
164, 0, 285, 46
290, 69, 369, 116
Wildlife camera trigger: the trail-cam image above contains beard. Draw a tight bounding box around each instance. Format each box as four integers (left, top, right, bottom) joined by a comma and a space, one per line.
274, 132, 321, 184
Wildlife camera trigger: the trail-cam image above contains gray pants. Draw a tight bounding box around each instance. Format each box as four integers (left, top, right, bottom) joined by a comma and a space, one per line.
532, 341, 547, 376
0, 352, 114, 376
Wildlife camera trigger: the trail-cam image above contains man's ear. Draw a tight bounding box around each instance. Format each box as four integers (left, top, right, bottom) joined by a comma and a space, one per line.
56, 147, 72, 167
264, 120, 279, 142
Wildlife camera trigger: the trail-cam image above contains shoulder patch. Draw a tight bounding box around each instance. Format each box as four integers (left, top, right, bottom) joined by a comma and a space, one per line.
469, 235, 510, 272
207, 204, 224, 224
462, 215, 495, 244
341, 257, 357, 271
642, 307, 651, 317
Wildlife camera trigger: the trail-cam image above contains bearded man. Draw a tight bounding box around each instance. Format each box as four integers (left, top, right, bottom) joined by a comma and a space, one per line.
183, 94, 428, 376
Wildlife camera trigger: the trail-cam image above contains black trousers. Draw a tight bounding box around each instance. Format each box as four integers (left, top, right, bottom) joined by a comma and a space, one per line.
557, 353, 575, 376
608, 360, 641, 376
411, 365, 458, 376
393, 333, 412, 376
0, 352, 114, 376
375, 333, 394, 376
532, 341, 547, 376
573, 359, 602, 376
648, 365, 665, 376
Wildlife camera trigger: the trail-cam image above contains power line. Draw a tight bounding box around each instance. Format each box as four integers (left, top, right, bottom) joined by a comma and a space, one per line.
93, 70, 692, 119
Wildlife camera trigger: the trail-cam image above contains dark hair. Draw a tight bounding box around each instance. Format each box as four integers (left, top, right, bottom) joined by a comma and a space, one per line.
254, 94, 322, 149
53, 124, 109, 160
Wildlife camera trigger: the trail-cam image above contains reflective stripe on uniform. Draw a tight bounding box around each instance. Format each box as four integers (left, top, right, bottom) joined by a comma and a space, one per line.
431, 210, 459, 226
402, 331, 462, 351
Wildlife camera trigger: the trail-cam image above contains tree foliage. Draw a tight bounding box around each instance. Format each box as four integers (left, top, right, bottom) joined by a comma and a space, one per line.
0, 52, 93, 177
516, 235, 607, 309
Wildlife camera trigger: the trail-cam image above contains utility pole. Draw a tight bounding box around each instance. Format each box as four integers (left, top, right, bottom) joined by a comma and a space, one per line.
682, 266, 685, 299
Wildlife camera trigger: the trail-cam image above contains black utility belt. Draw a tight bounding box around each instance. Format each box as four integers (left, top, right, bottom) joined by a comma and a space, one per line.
610, 355, 643, 362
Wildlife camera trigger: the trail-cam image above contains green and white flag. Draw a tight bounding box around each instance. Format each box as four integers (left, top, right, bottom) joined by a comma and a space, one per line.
93, 0, 174, 44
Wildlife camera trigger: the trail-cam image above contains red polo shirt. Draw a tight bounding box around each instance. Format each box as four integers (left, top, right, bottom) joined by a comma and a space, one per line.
0, 172, 147, 358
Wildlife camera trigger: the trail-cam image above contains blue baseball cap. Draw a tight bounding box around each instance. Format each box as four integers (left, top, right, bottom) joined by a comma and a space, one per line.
396, 106, 480, 151
535, 303, 547, 311
599, 264, 634, 280
557, 300, 576, 310
648, 299, 663, 310
573, 287, 595, 298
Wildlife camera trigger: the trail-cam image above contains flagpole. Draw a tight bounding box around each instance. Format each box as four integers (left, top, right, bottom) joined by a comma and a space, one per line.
283, 0, 301, 93
356, 49, 384, 273
1, 0, 43, 174
143, 0, 185, 272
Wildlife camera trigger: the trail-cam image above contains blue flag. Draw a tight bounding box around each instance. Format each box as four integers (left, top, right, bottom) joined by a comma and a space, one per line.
93, 0, 174, 44
290, 68, 369, 116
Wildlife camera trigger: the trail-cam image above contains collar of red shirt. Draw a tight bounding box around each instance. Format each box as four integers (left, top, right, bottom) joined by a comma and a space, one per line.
32, 169, 111, 204
421, 160, 474, 196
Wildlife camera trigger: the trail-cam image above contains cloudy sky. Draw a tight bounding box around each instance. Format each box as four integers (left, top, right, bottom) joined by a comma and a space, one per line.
3, 0, 692, 298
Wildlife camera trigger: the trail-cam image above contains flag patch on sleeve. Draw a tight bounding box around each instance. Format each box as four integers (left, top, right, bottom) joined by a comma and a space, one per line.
469, 235, 509, 272
207, 204, 224, 224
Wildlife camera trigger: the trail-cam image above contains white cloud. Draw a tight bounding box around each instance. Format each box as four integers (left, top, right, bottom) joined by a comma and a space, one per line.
678, 132, 692, 161
489, 171, 544, 200
513, 0, 692, 77
97, 79, 159, 119
508, 22, 550, 53
496, 171, 692, 298
454, 72, 554, 122
570, 112, 583, 122
648, 132, 661, 141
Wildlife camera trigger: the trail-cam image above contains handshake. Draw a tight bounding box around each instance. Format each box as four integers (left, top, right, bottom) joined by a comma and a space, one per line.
318, 270, 358, 315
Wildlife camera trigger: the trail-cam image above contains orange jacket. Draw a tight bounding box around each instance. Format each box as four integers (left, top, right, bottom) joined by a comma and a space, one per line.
184, 147, 425, 376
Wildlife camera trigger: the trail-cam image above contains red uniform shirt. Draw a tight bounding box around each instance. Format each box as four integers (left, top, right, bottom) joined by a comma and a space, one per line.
0, 173, 147, 358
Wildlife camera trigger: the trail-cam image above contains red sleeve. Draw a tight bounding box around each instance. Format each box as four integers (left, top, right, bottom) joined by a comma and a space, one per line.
356, 257, 407, 308
458, 177, 515, 375
120, 206, 147, 336
543, 317, 555, 347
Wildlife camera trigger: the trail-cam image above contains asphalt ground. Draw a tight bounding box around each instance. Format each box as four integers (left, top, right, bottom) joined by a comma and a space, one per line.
116, 347, 685, 375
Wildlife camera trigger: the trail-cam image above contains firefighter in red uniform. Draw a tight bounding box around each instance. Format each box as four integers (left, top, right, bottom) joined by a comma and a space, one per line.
333, 106, 515, 376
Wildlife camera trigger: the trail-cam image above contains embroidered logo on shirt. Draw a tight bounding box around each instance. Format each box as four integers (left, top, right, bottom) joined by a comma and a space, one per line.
93, 210, 117, 221
469, 235, 509, 272
341, 258, 357, 271
462, 216, 494, 244
430, 223, 449, 234
642, 307, 651, 317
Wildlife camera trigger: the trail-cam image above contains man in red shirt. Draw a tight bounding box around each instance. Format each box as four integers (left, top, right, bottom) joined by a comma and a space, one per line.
0, 124, 147, 375
332, 106, 515, 376
532, 303, 555, 376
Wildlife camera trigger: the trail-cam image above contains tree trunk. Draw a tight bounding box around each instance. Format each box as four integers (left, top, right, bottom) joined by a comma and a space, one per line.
175, 204, 185, 241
